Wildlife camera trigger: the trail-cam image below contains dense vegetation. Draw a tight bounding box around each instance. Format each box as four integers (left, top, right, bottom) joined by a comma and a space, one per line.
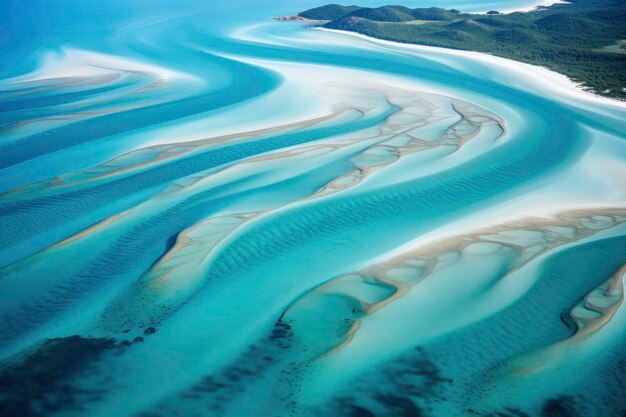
298, 0, 626, 100
299, 4, 363, 21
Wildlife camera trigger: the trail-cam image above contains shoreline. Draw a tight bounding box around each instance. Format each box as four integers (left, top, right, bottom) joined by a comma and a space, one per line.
477, 0, 569, 14
275, 0, 569, 22
315, 27, 626, 109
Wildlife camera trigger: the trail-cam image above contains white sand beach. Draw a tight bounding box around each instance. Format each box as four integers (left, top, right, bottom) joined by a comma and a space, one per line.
316, 28, 626, 109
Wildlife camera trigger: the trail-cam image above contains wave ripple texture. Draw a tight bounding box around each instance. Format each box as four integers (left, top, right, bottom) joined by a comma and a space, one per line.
0, 1, 625, 417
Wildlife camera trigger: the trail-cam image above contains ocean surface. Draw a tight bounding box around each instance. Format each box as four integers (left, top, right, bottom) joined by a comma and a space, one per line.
0, 1, 625, 416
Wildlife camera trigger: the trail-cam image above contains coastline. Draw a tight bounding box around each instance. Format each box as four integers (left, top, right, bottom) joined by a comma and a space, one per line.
315, 27, 626, 109
276, 0, 569, 21
481, 0, 569, 14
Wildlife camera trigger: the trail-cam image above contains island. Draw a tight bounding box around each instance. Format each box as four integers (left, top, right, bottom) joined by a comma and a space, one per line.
287, 0, 626, 100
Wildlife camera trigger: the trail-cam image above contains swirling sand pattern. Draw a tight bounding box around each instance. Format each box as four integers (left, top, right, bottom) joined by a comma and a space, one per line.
0, 1, 625, 416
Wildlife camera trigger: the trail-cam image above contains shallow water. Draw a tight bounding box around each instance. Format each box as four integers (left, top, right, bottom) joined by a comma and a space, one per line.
0, 1, 625, 416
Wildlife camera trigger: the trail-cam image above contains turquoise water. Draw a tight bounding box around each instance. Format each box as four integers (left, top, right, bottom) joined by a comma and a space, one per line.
0, 1, 625, 416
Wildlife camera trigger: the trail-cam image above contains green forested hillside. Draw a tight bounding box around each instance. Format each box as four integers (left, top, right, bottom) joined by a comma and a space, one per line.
299, 4, 363, 20
298, 0, 626, 99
